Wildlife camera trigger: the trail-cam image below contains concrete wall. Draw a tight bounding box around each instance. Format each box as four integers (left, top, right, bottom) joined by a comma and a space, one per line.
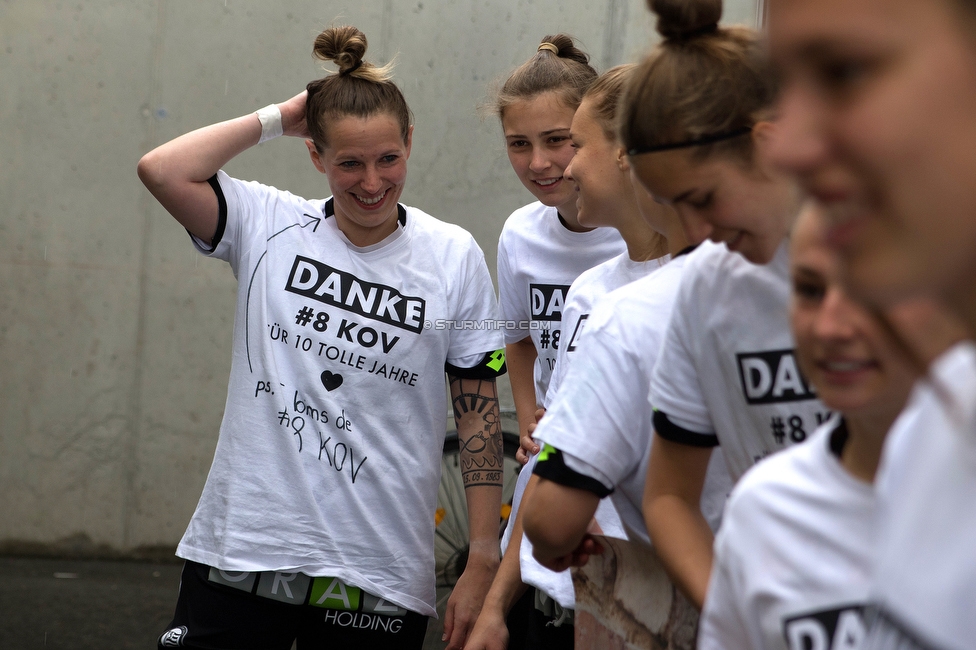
0, 0, 759, 555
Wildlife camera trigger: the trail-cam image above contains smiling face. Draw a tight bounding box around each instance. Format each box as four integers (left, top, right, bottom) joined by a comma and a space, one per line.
768, 0, 976, 322
563, 97, 631, 228
790, 205, 917, 417
502, 92, 579, 214
630, 143, 799, 264
307, 112, 412, 247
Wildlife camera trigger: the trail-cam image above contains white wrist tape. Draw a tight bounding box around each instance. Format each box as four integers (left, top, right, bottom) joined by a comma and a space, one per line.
256, 104, 283, 144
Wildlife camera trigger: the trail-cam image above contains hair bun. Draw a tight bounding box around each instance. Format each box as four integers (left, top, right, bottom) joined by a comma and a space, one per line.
313, 25, 368, 75
649, 0, 722, 41
538, 34, 590, 67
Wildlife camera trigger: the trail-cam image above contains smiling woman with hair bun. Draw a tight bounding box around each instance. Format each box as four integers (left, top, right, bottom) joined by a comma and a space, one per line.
138, 23, 507, 650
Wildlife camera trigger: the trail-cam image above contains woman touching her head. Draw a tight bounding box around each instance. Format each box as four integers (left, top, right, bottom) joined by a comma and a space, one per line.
768, 1, 976, 647
139, 25, 506, 650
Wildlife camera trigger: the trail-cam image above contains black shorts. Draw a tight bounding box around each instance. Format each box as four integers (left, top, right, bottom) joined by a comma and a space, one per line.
158, 561, 429, 650
524, 588, 574, 650
500, 586, 575, 650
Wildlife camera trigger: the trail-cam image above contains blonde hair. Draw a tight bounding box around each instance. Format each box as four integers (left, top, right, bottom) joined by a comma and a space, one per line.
583, 64, 635, 140
305, 25, 412, 150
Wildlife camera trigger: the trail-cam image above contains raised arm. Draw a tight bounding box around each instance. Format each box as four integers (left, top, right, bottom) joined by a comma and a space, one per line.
444, 374, 504, 650
136, 91, 310, 243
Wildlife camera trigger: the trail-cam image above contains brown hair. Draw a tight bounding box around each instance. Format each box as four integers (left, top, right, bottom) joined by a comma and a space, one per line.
305, 26, 412, 151
582, 64, 635, 140
621, 0, 776, 162
491, 34, 598, 119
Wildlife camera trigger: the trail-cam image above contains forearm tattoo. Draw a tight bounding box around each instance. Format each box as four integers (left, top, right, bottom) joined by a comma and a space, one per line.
450, 376, 504, 489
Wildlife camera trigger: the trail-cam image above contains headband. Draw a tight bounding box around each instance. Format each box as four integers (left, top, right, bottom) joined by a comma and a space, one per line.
537, 43, 559, 55
627, 126, 753, 156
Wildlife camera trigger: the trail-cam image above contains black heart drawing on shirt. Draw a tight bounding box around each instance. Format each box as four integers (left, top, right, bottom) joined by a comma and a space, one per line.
320, 371, 343, 391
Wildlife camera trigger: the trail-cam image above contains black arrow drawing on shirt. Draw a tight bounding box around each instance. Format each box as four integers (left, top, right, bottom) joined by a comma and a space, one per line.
245, 213, 323, 373
269, 213, 321, 239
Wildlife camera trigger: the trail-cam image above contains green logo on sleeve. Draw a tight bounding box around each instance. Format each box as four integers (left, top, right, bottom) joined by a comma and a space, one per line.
486, 349, 506, 372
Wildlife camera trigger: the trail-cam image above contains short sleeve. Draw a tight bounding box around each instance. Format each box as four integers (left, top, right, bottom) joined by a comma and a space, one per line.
186, 174, 229, 256
533, 443, 613, 498
445, 350, 507, 379
445, 236, 506, 373
534, 310, 653, 488
649, 276, 716, 441
496, 229, 530, 344
190, 171, 274, 278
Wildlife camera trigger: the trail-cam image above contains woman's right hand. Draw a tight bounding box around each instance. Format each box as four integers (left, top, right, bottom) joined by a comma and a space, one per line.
279, 90, 311, 139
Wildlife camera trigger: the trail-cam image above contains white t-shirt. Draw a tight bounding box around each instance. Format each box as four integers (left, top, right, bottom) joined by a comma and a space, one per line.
863, 342, 976, 650
176, 171, 504, 617
533, 249, 731, 542
497, 201, 626, 405
649, 240, 830, 481
699, 416, 874, 650
543, 251, 669, 408
513, 249, 665, 609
